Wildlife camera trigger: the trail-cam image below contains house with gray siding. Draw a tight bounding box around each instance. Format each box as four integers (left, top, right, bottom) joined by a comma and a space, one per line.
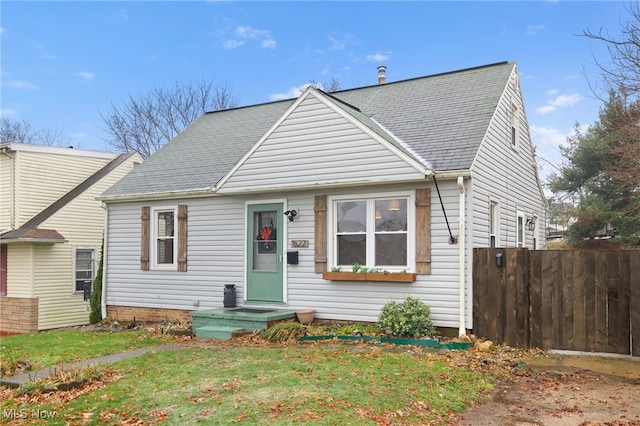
99, 62, 546, 335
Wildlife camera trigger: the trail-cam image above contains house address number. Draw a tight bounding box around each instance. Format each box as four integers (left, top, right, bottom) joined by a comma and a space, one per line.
291, 240, 309, 248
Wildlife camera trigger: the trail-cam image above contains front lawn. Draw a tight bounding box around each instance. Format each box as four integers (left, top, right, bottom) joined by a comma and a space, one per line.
0, 329, 168, 376
0, 329, 518, 425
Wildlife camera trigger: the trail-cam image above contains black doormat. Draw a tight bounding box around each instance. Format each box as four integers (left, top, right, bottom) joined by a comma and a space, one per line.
229, 308, 277, 314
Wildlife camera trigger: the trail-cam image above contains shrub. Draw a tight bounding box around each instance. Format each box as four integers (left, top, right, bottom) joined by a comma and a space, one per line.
377, 296, 435, 338
89, 238, 104, 324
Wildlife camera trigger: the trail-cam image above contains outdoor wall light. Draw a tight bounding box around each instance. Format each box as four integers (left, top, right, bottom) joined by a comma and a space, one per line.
495, 252, 504, 268
526, 218, 535, 231
284, 209, 297, 222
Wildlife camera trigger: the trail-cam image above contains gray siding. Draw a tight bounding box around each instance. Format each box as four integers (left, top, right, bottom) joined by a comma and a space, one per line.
105, 181, 465, 328
220, 94, 425, 193
467, 67, 547, 328
470, 67, 546, 250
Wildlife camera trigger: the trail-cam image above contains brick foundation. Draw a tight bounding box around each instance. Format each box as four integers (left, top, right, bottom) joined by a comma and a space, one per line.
0, 297, 38, 334
106, 305, 192, 323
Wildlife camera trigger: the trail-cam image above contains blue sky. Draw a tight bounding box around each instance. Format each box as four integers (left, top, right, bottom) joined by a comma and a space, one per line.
0, 1, 629, 185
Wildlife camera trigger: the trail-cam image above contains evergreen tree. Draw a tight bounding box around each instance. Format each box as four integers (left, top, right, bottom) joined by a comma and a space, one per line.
89, 239, 104, 323
549, 93, 640, 246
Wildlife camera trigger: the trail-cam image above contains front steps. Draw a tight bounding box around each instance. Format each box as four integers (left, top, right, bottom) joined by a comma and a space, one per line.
191, 307, 296, 340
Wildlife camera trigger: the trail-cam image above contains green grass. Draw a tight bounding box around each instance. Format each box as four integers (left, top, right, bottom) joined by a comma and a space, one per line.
2, 341, 498, 425
0, 329, 167, 374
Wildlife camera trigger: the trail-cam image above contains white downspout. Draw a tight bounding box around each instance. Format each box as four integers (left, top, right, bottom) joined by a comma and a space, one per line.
100, 202, 109, 319
1, 148, 15, 231
457, 176, 466, 337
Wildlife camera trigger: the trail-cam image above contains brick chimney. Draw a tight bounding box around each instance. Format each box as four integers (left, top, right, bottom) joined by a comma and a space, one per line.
377, 65, 387, 85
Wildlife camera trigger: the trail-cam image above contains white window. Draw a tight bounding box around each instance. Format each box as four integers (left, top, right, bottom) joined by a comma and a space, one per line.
516, 211, 525, 248
511, 103, 519, 149
330, 193, 414, 271
489, 199, 499, 248
152, 206, 177, 269
74, 247, 95, 292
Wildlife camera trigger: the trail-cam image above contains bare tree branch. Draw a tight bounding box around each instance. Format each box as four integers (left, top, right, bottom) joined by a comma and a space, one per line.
100, 80, 238, 158
1, 117, 68, 146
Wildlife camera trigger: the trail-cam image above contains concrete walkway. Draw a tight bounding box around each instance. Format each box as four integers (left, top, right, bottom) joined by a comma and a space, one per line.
0, 343, 186, 388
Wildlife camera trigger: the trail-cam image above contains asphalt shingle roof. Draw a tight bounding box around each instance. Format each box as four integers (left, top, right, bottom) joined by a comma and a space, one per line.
102, 61, 514, 199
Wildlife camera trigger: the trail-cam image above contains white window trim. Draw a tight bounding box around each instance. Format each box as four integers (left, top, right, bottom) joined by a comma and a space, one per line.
516, 210, 525, 248
73, 246, 96, 294
327, 191, 415, 272
489, 197, 500, 248
151, 205, 178, 271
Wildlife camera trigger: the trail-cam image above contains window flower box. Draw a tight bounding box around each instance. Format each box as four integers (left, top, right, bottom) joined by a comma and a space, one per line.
322, 271, 416, 283
322, 271, 367, 281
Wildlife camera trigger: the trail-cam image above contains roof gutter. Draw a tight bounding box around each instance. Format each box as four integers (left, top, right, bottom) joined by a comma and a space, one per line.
97, 187, 216, 203
433, 169, 471, 180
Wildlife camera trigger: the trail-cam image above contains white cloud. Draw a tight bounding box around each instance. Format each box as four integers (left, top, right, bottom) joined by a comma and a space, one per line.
2, 79, 39, 90
530, 125, 567, 152
551, 93, 581, 107
329, 36, 345, 51
269, 84, 311, 101
224, 25, 276, 50
536, 93, 582, 114
261, 38, 276, 49
0, 26, 5, 35
113, 8, 129, 20
367, 52, 390, 62
74, 72, 95, 81
545, 89, 558, 96
526, 24, 545, 36
536, 105, 557, 114
0, 108, 16, 117
69, 132, 87, 140
223, 39, 244, 49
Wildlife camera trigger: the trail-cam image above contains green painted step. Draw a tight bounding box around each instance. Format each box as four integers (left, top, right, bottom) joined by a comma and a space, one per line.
195, 325, 245, 340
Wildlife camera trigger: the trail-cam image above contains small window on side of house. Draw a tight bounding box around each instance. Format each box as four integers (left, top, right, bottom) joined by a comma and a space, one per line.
516, 211, 525, 248
489, 199, 499, 248
511, 103, 519, 149
74, 248, 95, 292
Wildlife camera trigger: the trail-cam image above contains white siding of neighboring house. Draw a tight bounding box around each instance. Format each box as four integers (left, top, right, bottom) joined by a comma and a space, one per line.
220, 94, 426, 193
0, 153, 12, 231
30, 157, 140, 330
106, 180, 466, 328
6, 242, 33, 297
14, 149, 116, 228
466, 67, 547, 328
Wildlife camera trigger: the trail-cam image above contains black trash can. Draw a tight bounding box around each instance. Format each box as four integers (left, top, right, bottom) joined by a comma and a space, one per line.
223, 284, 236, 308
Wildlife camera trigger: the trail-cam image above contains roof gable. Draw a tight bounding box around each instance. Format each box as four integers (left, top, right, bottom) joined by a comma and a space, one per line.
101, 62, 516, 200
216, 88, 429, 193
1, 153, 135, 243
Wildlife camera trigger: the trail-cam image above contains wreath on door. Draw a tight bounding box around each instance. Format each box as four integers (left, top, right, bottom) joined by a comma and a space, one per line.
258, 217, 276, 253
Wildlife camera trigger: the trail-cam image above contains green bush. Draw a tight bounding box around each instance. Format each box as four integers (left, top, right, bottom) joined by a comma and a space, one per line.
377, 296, 435, 338
89, 238, 104, 324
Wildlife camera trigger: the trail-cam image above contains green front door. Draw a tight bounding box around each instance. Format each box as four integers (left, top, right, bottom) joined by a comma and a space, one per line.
246, 203, 284, 303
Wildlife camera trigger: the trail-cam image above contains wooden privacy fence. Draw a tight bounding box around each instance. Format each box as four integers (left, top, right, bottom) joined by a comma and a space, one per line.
473, 248, 640, 357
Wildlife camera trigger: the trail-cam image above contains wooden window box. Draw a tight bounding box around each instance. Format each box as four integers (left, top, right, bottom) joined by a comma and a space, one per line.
322, 271, 416, 283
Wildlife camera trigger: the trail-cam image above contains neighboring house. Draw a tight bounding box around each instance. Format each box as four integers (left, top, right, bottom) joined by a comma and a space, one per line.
0, 143, 142, 333
99, 62, 546, 335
